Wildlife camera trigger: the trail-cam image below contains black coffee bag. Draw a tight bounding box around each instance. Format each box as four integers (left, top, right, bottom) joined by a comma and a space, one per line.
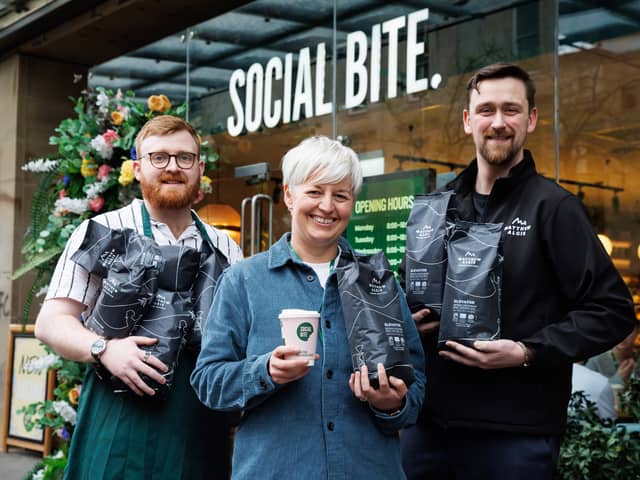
439, 221, 503, 348
336, 251, 414, 388
186, 242, 230, 351
405, 191, 454, 317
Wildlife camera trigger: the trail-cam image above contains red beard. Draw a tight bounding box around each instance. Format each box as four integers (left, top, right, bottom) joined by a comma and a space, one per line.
139, 170, 200, 210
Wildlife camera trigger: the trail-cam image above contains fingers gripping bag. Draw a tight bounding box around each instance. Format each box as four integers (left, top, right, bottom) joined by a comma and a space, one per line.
110, 243, 201, 395
405, 191, 454, 318
439, 221, 503, 349
336, 251, 415, 388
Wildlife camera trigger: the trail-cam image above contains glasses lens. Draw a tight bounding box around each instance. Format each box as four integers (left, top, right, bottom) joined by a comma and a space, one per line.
149, 152, 170, 168
176, 152, 196, 169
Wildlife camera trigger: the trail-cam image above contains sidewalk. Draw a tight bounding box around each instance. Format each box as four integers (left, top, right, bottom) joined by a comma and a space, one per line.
0, 449, 41, 480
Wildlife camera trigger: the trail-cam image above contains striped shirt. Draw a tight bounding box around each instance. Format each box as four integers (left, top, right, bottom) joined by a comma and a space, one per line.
46, 198, 243, 313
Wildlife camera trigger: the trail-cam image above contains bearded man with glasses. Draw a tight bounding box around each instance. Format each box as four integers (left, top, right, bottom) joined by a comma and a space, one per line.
35, 115, 243, 479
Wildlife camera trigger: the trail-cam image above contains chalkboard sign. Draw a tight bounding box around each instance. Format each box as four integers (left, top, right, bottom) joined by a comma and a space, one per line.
2, 324, 54, 455
346, 169, 435, 270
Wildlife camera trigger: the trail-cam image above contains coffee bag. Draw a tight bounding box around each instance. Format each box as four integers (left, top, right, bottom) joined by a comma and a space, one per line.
439, 221, 503, 348
405, 191, 454, 317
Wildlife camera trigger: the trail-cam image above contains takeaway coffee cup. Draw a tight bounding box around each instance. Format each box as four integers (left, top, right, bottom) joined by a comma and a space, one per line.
279, 309, 320, 366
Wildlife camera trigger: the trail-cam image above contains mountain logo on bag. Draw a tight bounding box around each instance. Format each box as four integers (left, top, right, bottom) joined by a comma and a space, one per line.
504, 217, 532, 237
98, 249, 118, 268
458, 251, 482, 266
415, 225, 434, 240
297, 322, 314, 341
368, 277, 387, 295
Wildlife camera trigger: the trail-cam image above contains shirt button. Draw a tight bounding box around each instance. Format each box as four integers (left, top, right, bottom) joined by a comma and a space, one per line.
327, 421, 335, 431
306, 275, 314, 282
326, 369, 333, 379
325, 320, 331, 329
259, 380, 267, 389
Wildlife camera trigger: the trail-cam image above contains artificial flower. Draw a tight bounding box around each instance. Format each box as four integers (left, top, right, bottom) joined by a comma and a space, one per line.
80, 157, 98, 178
111, 110, 124, 125
54, 197, 89, 216
148, 94, 171, 113
119, 160, 135, 186
102, 129, 119, 145
160, 94, 171, 112
85, 177, 110, 198
200, 175, 213, 194
97, 164, 112, 181
25, 353, 60, 373
68, 385, 81, 406
58, 189, 67, 199
56, 427, 71, 441
21, 158, 59, 173
90, 135, 113, 160
89, 196, 105, 213
96, 91, 110, 114
52, 400, 77, 425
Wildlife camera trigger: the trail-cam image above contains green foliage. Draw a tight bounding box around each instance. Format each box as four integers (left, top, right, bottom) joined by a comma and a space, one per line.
23, 446, 68, 480
619, 372, 640, 421
558, 392, 640, 480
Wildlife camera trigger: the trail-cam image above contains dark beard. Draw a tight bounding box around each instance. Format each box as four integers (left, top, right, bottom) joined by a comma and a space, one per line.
479, 130, 522, 166
139, 171, 199, 209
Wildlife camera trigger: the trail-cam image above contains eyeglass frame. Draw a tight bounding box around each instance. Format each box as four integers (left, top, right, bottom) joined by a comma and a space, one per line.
141, 151, 199, 169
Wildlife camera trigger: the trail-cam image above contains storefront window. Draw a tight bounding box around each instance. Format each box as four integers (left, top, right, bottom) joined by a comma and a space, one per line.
558, 4, 640, 313
87, 0, 640, 306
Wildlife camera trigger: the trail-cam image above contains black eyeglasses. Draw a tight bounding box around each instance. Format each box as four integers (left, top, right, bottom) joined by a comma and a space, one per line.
144, 151, 198, 169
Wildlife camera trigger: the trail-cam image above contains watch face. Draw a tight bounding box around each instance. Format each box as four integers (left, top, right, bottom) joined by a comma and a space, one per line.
91, 338, 106, 356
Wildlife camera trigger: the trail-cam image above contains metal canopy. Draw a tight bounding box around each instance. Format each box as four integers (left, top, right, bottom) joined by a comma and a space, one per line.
87, 0, 640, 103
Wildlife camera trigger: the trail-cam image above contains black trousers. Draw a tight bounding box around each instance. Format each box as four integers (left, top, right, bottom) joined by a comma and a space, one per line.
401, 422, 561, 480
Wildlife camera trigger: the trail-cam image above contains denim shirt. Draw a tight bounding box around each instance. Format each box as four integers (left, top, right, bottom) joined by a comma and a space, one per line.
191, 234, 426, 480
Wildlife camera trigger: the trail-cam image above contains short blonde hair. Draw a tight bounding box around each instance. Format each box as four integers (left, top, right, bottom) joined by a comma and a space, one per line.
281, 136, 362, 195
134, 115, 201, 158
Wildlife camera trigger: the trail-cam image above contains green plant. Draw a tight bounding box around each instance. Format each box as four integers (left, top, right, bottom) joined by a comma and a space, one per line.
558, 392, 640, 479
620, 372, 640, 420
23, 447, 68, 480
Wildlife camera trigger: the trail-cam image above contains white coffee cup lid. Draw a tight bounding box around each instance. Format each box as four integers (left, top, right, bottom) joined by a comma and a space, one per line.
279, 309, 320, 319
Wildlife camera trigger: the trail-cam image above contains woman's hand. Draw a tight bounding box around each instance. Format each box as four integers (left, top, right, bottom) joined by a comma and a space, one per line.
268, 345, 319, 384
349, 363, 407, 413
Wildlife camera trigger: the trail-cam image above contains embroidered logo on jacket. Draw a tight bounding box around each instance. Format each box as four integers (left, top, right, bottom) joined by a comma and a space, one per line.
504, 217, 532, 237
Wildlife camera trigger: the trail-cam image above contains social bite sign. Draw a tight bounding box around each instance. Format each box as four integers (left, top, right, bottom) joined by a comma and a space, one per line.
227, 8, 441, 136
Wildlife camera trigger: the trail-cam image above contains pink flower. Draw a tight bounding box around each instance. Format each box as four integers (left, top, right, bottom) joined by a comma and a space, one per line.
58, 189, 67, 199
89, 196, 104, 213
97, 164, 112, 180
102, 129, 119, 145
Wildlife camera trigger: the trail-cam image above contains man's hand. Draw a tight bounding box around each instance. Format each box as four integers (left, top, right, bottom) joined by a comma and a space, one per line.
618, 358, 636, 383
349, 363, 407, 412
100, 336, 169, 396
268, 346, 319, 384
438, 339, 526, 369
412, 308, 439, 338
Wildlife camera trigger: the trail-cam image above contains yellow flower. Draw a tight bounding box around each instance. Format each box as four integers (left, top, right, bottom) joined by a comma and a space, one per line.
80, 157, 98, 178
119, 160, 135, 186
200, 175, 212, 194
160, 95, 171, 112
111, 111, 124, 125
68, 385, 81, 406
147, 95, 164, 112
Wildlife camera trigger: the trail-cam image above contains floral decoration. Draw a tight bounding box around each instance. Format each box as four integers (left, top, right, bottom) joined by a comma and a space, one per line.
14, 87, 219, 322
